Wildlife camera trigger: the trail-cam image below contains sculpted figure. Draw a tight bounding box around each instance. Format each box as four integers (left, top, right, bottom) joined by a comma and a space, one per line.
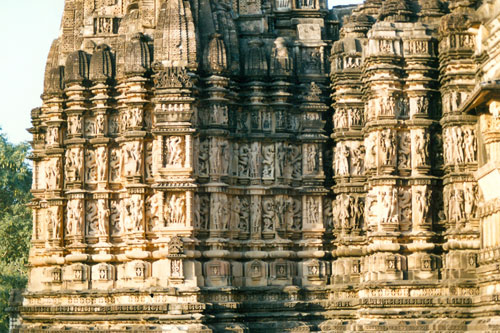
276, 143, 286, 178
353, 197, 363, 230
95, 146, 108, 182
444, 131, 453, 164
122, 141, 142, 176
413, 131, 428, 167
336, 109, 348, 129
129, 108, 143, 128
222, 199, 230, 230
337, 195, 350, 229
46, 158, 61, 189
68, 115, 82, 135
131, 196, 144, 231
262, 198, 275, 232
380, 188, 398, 224
452, 127, 465, 164
352, 145, 365, 175
365, 133, 377, 170
290, 198, 301, 231
306, 144, 318, 173
199, 195, 210, 230
472, 185, 479, 218
210, 194, 222, 230
448, 189, 457, 222
66, 148, 83, 182
456, 189, 465, 221
262, 144, 275, 178
380, 130, 396, 166
121, 111, 130, 132
86, 201, 98, 236
85, 118, 96, 136
152, 139, 162, 175
210, 139, 221, 174
110, 201, 121, 235
97, 199, 110, 236
66, 200, 83, 236
397, 132, 411, 169
145, 143, 153, 179
220, 141, 230, 175
193, 194, 201, 229
237, 112, 248, 131
167, 194, 186, 225
108, 115, 119, 134
147, 192, 163, 229
335, 144, 349, 176
349, 108, 362, 127
464, 128, 476, 163
323, 198, 333, 230
250, 197, 261, 234
289, 145, 302, 179
167, 136, 184, 166
238, 144, 250, 177
48, 206, 61, 240
250, 142, 260, 178
198, 139, 209, 175
270, 37, 293, 75
232, 197, 241, 231
86, 150, 97, 182
47, 127, 59, 145
96, 114, 105, 135
414, 188, 429, 225
239, 197, 250, 232
380, 190, 392, 224
415, 96, 429, 115
109, 149, 120, 181
307, 197, 319, 225
121, 199, 133, 232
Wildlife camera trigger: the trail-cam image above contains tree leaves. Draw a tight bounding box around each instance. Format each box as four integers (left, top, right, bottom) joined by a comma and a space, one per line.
0, 129, 32, 332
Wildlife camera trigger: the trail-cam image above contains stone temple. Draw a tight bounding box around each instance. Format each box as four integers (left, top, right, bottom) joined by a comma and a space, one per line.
8, 0, 500, 331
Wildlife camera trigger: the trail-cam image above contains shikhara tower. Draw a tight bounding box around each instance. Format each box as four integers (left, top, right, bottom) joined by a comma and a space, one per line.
9, 0, 500, 331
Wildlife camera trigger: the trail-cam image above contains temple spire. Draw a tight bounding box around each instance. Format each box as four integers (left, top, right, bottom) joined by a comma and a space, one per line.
154, 0, 198, 69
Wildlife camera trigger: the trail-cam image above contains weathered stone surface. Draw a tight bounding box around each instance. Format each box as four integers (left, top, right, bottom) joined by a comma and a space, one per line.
11, 0, 500, 331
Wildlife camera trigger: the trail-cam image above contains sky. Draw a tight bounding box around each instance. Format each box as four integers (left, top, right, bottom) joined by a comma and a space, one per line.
0, 0, 65, 144
0, 0, 362, 144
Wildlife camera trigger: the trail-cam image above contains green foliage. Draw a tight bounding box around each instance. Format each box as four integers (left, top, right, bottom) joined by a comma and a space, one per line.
0, 129, 32, 332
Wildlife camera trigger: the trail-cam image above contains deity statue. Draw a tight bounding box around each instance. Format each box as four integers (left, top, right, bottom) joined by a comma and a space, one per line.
167, 136, 184, 167
96, 146, 108, 182
238, 144, 250, 177
97, 199, 110, 236
262, 144, 275, 178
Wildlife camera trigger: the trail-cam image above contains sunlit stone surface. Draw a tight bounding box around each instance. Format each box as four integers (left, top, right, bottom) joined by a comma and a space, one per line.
10, 0, 500, 331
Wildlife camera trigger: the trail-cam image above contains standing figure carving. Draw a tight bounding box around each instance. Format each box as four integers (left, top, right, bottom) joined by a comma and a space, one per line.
238, 144, 250, 177
335, 144, 349, 176
167, 136, 185, 167
97, 199, 110, 236
380, 130, 397, 166
210, 139, 221, 175
270, 37, 293, 75
306, 144, 318, 173
464, 128, 476, 163
121, 141, 142, 176
262, 144, 275, 178
96, 146, 108, 182
66, 200, 83, 236
250, 142, 260, 178
167, 194, 186, 225
198, 139, 209, 175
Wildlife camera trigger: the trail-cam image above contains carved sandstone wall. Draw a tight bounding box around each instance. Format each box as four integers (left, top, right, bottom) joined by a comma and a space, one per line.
11, 0, 500, 331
